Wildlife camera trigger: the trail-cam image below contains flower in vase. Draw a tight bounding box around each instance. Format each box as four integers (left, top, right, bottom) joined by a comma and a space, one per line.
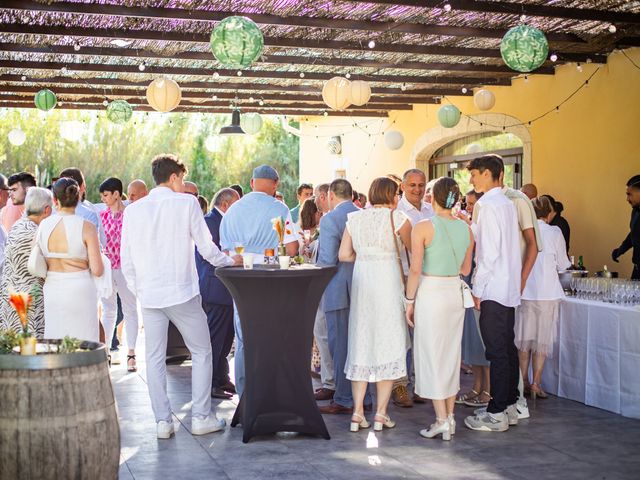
271, 216, 285, 244
8, 288, 33, 335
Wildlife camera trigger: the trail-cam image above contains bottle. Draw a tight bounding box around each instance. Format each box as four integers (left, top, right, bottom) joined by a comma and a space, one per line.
577, 255, 585, 271
568, 256, 576, 270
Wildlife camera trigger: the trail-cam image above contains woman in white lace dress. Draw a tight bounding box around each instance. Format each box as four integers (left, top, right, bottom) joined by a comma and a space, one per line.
338, 177, 412, 432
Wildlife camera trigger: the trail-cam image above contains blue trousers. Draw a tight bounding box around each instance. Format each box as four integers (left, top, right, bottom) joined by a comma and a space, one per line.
233, 305, 245, 398
325, 308, 353, 407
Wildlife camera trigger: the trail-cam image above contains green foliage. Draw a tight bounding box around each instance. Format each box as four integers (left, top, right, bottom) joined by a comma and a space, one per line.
59, 336, 83, 353
0, 329, 19, 354
0, 109, 300, 207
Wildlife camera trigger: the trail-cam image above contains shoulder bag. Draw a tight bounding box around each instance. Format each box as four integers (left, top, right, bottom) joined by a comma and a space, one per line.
27, 235, 48, 279
438, 217, 475, 309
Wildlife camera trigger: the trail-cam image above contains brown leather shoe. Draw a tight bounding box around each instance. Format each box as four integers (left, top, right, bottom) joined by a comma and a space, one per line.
220, 382, 236, 395
413, 393, 427, 404
211, 387, 232, 400
318, 401, 353, 415
314, 388, 335, 401
392, 385, 414, 408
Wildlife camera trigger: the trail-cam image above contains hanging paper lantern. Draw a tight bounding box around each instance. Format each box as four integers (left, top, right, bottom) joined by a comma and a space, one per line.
466, 143, 483, 155
438, 105, 461, 128
205, 136, 220, 153
8, 128, 26, 146
146, 77, 182, 113
322, 77, 351, 111
384, 131, 404, 151
210, 16, 264, 68
106, 100, 133, 124
500, 25, 549, 73
34, 89, 57, 111
473, 89, 496, 111
349, 80, 371, 106
326, 137, 342, 155
241, 112, 263, 135
60, 121, 84, 142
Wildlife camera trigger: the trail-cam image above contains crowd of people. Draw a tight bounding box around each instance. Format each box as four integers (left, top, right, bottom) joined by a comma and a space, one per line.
1, 151, 636, 441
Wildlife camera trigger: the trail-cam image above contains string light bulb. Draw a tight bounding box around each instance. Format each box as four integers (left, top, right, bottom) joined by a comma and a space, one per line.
550, 53, 558, 62
608, 24, 617, 33
213, 71, 219, 78
73, 43, 81, 52
368, 40, 375, 49
520, 14, 527, 22
443, 4, 452, 12
524, 75, 529, 83
212, 94, 217, 100
576, 63, 583, 72
259, 99, 264, 106
555, 106, 560, 114
237, 70, 242, 76
20, 75, 26, 81
103, 99, 109, 107
461, 87, 468, 94
138, 62, 146, 71
323, 111, 329, 116
249, 96, 255, 102
61, 66, 68, 73
400, 83, 407, 91
299, 72, 305, 78
345, 73, 351, 79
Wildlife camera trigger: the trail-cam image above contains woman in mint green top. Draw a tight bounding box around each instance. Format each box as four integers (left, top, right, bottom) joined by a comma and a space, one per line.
405, 177, 474, 441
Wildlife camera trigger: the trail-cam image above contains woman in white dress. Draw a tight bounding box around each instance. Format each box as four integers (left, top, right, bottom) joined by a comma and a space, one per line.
515, 196, 570, 399
405, 177, 474, 441
39, 178, 104, 342
338, 177, 412, 432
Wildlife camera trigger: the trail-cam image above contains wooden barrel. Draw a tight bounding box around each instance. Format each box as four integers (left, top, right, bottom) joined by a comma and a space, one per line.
0, 341, 120, 480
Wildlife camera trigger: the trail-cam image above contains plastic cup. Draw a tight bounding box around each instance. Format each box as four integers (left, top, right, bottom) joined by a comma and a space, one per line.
242, 253, 254, 270
278, 255, 290, 269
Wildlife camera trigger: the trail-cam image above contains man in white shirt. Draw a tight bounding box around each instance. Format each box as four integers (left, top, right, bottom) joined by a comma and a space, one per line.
464, 155, 522, 433
121, 154, 241, 440
127, 179, 148, 203
391, 168, 434, 408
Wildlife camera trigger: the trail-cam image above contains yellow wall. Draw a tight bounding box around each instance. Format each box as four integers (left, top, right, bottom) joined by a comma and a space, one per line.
299, 47, 640, 278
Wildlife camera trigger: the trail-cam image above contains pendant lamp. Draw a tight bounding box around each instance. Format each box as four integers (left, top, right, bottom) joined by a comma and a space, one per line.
219, 109, 245, 135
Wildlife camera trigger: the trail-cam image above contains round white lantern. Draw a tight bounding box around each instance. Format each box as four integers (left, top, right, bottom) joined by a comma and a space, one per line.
241, 112, 263, 135
473, 89, 496, 111
384, 130, 404, 151
60, 121, 84, 141
466, 143, 482, 154
326, 138, 342, 155
349, 80, 371, 106
322, 77, 351, 111
8, 128, 26, 146
146, 77, 182, 113
205, 136, 220, 153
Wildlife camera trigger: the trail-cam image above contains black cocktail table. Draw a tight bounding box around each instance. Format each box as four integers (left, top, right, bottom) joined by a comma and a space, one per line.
216, 265, 336, 443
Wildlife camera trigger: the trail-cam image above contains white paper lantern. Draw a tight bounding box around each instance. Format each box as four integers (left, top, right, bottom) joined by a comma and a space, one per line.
349, 80, 371, 106
322, 77, 351, 111
8, 128, 26, 146
60, 121, 84, 141
384, 130, 404, 151
146, 77, 182, 113
326, 137, 342, 155
466, 143, 482, 154
205, 136, 220, 153
473, 89, 496, 111
241, 112, 263, 135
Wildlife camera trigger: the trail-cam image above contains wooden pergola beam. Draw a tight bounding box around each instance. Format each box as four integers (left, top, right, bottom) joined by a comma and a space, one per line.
0, 43, 558, 75
0, 101, 389, 117
0, 74, 471, 96
0, 85, 439, 104
1, 0, 583, 42
350, 0, 640, 25
0, 59, 514, 86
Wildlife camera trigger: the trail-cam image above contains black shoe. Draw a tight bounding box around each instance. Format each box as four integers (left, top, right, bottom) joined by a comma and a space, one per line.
211, 387, 232, 399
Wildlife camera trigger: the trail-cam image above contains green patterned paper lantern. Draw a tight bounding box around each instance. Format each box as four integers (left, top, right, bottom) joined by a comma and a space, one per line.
438, 105, 461, 128
106, 100, 132, 124
500, 25, 549, 73
34, 89, 57, 111
210, 16, 264, 69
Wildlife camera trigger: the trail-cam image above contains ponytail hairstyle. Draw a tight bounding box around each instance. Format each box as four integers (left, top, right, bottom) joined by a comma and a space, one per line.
52, 177, 80, 208
432, 177, 460, 210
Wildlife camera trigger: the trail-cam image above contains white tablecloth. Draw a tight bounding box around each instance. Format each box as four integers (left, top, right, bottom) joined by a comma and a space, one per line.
541, 298, 640, 419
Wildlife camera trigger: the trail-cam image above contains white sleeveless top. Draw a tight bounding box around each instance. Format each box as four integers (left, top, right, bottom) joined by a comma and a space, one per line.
37, 214, 88, 261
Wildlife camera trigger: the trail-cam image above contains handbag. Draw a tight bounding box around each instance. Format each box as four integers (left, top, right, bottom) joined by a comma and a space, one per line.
389, 210, 407, 291
438, 217, 475, 309
27, 241, 48, 279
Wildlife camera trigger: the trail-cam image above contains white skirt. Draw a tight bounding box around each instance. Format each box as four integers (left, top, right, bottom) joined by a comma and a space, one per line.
414, 276, 465, 400
514, 299, 560, 358
44, 270, 99, 342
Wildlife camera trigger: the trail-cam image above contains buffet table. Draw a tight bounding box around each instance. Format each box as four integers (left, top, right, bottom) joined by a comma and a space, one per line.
541, 297, 640, 419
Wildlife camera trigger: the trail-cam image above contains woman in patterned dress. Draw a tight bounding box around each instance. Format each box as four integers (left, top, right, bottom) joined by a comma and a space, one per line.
0, 187, 53, 336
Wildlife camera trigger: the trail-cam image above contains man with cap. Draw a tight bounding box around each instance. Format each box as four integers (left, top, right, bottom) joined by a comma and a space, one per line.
612, 174, 640, 280
220, 164, 299, 397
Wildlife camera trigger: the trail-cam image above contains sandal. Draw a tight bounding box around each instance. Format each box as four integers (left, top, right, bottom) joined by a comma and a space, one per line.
530, 383, 548, 400
373, 413, 396, 431
464, 390, 491, 407
127, 355, 137, 373
349, 413, 370, 432
455, 389, 479, 405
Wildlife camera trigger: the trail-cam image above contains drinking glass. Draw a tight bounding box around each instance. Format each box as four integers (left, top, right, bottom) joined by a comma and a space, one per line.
569, 276, 577, 297
242, 253, 254, 270
234, 242, 245, 255
303, 230, 311, 243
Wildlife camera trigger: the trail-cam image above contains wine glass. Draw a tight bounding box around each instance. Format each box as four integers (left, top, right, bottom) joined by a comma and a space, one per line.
234, 242, 245, 255
569, 276, 577, 297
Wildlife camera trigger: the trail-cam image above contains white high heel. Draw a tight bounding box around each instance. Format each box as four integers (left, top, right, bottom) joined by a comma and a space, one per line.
350, 413, 370, 432
373, 413, 396, 431
448, 414, 456, 435
419, 418, 451, 441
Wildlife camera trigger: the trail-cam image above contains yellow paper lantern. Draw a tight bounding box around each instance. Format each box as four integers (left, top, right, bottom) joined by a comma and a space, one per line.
349, 80, 371, 106
473, 89, 496, 111
322, 77, 351, 111
146, 78, 182, 113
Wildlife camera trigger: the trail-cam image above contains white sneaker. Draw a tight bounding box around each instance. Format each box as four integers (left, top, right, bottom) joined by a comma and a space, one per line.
157, 420, 174, 439
505, 404, 519, 426
516, 398, 530, 420
110, 350, 121, 365
192, 415, 226, 435
464, 411, 509, 432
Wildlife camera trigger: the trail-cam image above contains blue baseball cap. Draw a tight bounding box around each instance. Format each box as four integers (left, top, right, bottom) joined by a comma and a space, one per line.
252, 165, 279, 180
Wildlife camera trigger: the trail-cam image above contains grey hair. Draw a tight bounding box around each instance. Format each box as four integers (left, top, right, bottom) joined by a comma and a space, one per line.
25, 187, 53, 215
0, 174, 7, 190
402, 169, 426, 181
212, 187, 239, 207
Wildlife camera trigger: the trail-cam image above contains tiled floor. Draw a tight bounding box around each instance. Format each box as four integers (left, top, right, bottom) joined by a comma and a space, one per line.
112, 351, 640, 480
